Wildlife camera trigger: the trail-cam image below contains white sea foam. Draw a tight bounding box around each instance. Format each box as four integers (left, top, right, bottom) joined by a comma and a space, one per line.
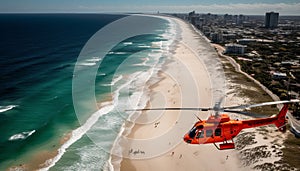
123, 42, 133, 45
108, 52, 128, 55
137, 45, 151, 48
0, 105, 17, 113
133, 57, 150, 66
77, 57, 102, 66
40, 103, 115, 171
98, 73, 106, 76
100, 84, 112, 87
78, 62, 97, 66
61, 145, 107, 170
86, 57, 102, 62
9, 130, 36, 141
111, 75, 123, 86
151, 41, 163, 48
101, 75, 123, 87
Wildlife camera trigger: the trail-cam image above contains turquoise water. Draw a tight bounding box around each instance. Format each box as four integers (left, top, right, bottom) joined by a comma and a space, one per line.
51, 33, 175, 170
0, 14, 124, 169
0, 14, 175, 170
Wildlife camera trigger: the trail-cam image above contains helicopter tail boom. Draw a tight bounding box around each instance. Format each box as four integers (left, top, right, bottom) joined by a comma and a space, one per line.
241, 104, 289, 132
274, 104, 289, 132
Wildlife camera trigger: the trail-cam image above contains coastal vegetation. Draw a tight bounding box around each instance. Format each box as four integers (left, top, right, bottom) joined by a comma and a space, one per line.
219, 41, 300, 171
230, 38, 300, 101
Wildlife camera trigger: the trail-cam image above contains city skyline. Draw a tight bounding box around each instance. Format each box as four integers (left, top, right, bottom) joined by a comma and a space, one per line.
0, 0, 299, 15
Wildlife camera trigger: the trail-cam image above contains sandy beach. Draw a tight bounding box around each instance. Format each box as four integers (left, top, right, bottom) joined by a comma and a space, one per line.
114, 16, 245, 171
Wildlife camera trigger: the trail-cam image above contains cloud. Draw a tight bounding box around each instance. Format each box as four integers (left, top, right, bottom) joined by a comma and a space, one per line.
197, 3, 300, 15
81, 3, 300, 15
1, 2, 299, 15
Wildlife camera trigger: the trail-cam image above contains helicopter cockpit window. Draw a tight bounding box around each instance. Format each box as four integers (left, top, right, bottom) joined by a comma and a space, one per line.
196, 125, 204, 129
206, 129, 213, 137
189, 127, 197, 139
215, 128, 221, 136
196, 130, 204, 138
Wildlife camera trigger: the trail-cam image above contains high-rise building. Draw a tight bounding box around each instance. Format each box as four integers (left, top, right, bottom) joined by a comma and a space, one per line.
225, 43, 246, 55
265, 12, 279, 29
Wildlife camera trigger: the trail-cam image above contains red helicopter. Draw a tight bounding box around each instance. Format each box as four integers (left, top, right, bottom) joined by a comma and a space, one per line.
129, 99, 299, 150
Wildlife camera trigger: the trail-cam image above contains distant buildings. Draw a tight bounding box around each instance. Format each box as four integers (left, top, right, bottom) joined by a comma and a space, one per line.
272, 72, 287, 79
225, 43, 247, 55
210, 32, 223, 43
265, 12, 279, 29
175, 10, 300, 104
188, 11, 198, 26
237, 39, 257, 45
237, 38, 275, 45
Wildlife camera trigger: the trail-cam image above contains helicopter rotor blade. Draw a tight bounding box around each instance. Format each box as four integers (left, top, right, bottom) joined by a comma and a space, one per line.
125, 100, 299, 113
125, 107, 212, 112
222, 99, 299, 110
213, 96, 225, 116
223, 109, 267, 118
194, 114, 202, 121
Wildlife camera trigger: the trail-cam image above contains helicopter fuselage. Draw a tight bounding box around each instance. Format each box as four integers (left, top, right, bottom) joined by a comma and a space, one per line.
183, 104, 289, 150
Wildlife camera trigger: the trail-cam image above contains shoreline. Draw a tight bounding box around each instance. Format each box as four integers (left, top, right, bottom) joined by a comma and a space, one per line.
108, 15, 181, 171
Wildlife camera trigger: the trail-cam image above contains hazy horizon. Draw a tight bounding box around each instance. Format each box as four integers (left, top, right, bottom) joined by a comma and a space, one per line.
0, 1, 299, 15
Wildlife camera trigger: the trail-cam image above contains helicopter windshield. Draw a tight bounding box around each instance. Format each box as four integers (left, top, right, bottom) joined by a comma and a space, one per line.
188, 127, 197, 139
188, 125, 203, 139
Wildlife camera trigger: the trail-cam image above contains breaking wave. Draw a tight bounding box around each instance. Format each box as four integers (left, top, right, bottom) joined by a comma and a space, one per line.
0, 105, 17, 113
9, 130, 36, 141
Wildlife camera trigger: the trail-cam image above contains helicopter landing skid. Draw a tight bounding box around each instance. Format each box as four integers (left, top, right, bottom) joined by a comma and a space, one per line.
213, 140, 235, 150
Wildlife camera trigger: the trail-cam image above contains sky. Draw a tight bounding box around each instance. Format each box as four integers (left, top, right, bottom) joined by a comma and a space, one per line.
0, 0, 299, 15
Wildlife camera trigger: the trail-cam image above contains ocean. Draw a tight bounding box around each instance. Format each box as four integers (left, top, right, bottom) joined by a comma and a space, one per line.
0, 14, 176, 170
